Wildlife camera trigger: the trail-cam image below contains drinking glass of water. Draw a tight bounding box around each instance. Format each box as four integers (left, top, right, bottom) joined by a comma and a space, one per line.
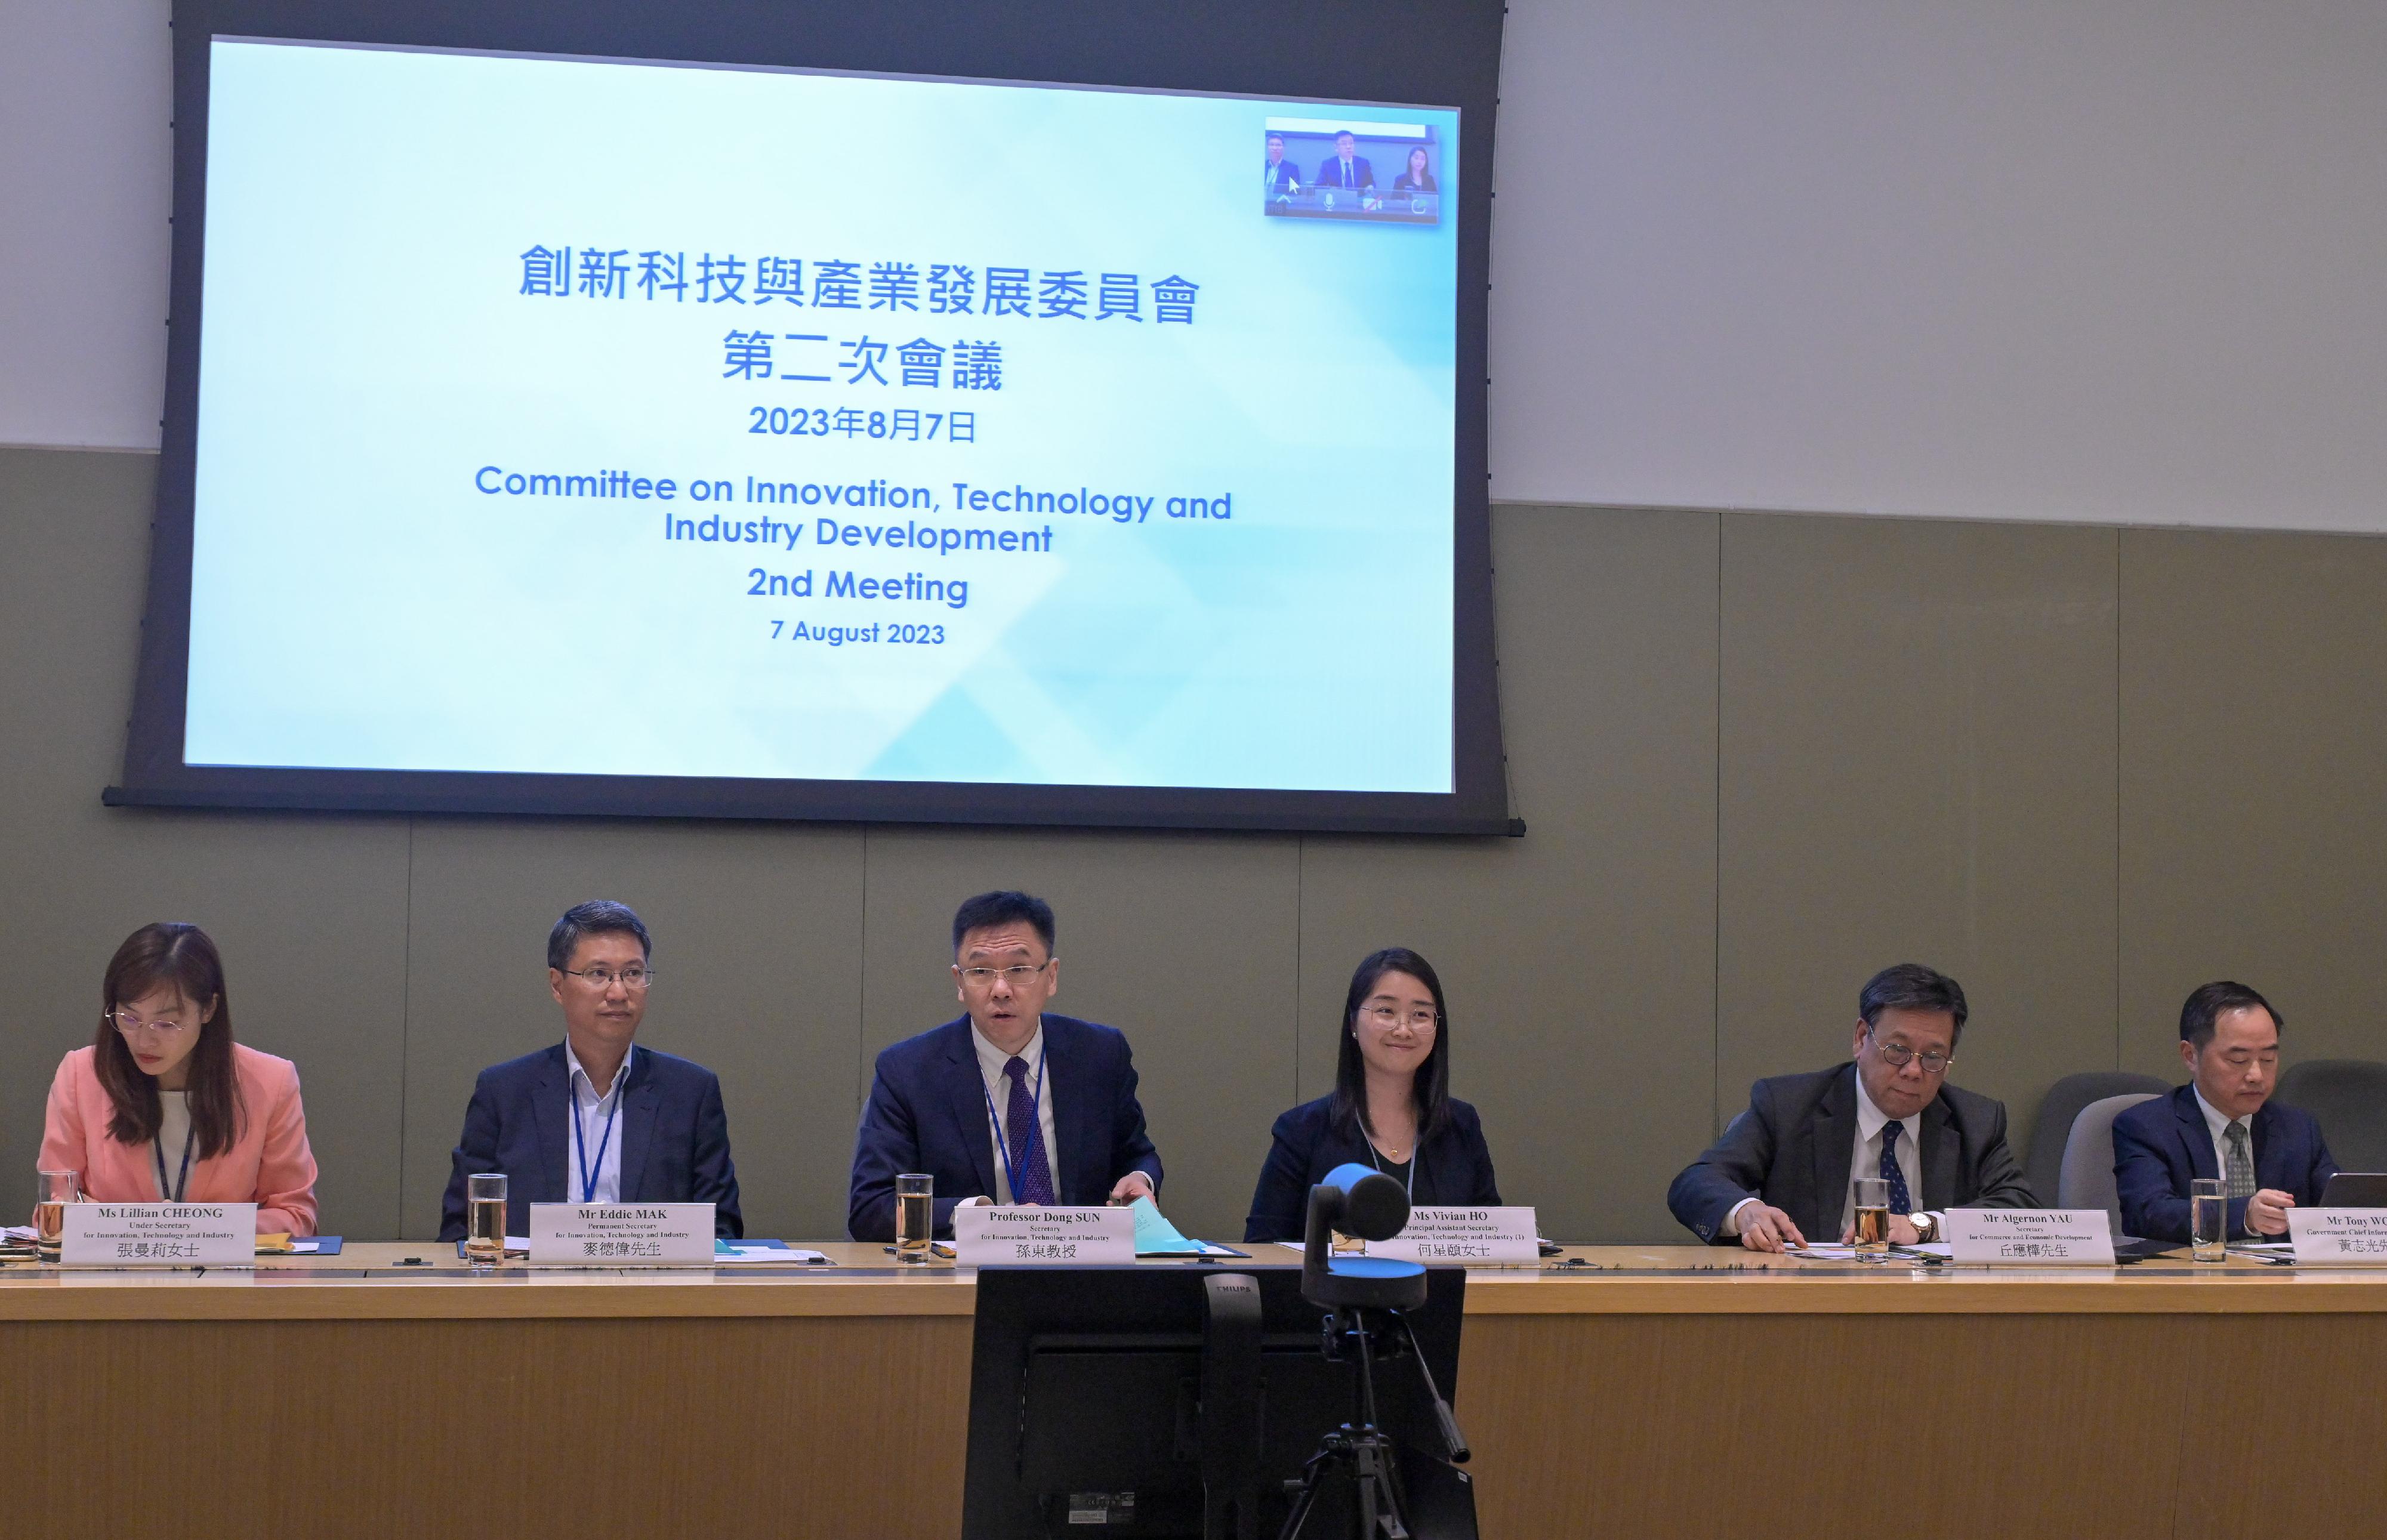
2190, 1178, 2228, 1263
465, 1172, 508, 1269
894, 1174, 934, 1264
1852, 1177, 1891, 1257
35, 1170, 81, 1263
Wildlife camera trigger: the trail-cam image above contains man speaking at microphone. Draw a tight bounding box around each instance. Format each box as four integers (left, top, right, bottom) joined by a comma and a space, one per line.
847, 890, 1163, 1240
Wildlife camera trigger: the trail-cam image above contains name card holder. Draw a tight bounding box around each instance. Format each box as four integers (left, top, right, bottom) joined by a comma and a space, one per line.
1947, 1208, 2115, 1266
1368, 1206, 1539, 1264
2287, 1208, 2387, 1265
61, 1203, 258, 1266
953, 1205, 1136, 1266
527, 1203, 715, 1265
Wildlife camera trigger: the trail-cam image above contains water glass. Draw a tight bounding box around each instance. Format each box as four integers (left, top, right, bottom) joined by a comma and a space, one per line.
1852, 1176, 1891, 1257
894, 1173, 934, 1264
2190, 1177, 2228, 1263
465, 1172, 508, 1268
35, 1170, 81, 1263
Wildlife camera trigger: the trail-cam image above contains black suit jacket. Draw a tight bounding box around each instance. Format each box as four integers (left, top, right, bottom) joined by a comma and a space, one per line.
1666, 1063, 2036, 1243
440, 1043, 742, 1239
1244, 1094, 1502, 1242
1315, 154, 1375, 190
846, 1014, 1164, 1241
2111, 1085, 2338, 1242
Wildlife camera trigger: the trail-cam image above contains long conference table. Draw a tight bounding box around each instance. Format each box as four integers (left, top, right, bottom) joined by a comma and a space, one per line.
2, 1241, 2380, 1540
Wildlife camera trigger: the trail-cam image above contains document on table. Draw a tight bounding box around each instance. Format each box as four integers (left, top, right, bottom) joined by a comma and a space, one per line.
715, 1240, 831, 1264
1130, 1197, 1242, 1257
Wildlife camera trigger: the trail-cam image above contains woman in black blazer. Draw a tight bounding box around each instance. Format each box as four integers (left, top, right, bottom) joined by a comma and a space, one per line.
1244, 947, 1501, 1241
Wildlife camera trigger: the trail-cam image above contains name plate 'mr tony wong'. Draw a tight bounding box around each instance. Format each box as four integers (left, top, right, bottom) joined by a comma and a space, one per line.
1947, 1208, 2115, 1266
61, 1203, 257, 1266
2288, 1208, 2387, 1265
1368, 1206, 1540, 1264
953, 1205, 1136, 1266
528, 1203, 715, 1265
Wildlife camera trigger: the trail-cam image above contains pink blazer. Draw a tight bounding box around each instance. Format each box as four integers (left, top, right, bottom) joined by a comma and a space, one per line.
39, 1044, 320, 1236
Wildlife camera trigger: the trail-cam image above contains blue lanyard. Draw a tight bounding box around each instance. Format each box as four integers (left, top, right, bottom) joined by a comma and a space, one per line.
981, 1046, 1046, 1203
153, 1124, 196, 1203
572, 1064, 624, 1203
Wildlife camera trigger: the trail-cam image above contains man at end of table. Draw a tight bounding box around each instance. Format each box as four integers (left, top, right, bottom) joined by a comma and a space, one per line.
440, 900, 742, 1239
1667, 962, 2036, 1251
847, 890, 1162, 1240
2112, 980, 2336, 1243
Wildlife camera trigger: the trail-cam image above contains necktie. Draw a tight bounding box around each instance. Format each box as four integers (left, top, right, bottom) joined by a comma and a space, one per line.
2225, 1122, 2256, 1199
1879, 1121, 1914, 1214
1003, 1056, 1056, 1206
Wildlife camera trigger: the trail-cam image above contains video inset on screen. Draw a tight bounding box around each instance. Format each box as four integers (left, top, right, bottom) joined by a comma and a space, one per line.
1260, 118, 1444, 225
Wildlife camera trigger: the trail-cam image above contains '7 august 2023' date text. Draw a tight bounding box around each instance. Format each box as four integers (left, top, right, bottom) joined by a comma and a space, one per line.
766, 618, 945, 647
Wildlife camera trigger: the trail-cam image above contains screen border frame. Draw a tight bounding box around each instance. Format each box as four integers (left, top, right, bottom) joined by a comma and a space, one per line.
116, 0, 1513, 837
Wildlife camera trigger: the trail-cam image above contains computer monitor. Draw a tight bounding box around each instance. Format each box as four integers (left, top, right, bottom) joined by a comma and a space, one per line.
963, 1265, 1475, 1538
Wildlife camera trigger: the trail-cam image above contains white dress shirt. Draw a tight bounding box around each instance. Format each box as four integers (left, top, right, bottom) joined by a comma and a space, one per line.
2192, 1084, 2254, 1181
565, 1039, 633, 1204
1840, 1075, 1924, 1236
972, 1019, 1059, 1205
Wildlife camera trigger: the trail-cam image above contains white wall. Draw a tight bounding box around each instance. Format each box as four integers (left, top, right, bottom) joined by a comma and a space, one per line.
7, 2, 2386, 529
0, 1, 169, 451
1492, 0, 2387, 529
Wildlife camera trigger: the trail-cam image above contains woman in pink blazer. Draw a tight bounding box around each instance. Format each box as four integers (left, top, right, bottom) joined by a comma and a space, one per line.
39, 922, 319, 1236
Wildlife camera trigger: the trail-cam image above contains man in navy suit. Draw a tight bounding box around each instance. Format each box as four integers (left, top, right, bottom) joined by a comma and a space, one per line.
1314, 130, 1375, 191
847, 890, 1162, 1240
441, 900, 742, 1239
2114, 980, 2337, 1242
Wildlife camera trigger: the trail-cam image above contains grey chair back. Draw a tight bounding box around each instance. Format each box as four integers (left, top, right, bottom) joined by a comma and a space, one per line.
2275, 1058, 2387, 1173
2058, 1092, 2163, 1235
2025, 1070, 2172, 1206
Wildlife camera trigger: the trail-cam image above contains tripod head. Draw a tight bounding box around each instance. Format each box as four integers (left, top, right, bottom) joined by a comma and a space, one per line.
1300, 1163, 1427, 1311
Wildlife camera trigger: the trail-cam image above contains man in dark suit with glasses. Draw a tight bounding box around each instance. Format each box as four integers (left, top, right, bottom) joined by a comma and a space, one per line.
847, 890, 1163, 1242
1667, 963, 2036, 1251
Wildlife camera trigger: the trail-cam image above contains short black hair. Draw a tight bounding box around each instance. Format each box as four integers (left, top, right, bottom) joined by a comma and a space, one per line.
1858, 963, 1968, 1042
951, 890, 1056, 955
1336, 129, 1356, 141
547, 900, 650, 971
2179, 980, 2281, 1048
1266, 132, 1285, 145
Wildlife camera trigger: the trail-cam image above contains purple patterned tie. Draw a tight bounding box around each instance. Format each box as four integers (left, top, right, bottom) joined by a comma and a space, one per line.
1003, 1056, 1056, 1206
1880, 1122, 1914, 1215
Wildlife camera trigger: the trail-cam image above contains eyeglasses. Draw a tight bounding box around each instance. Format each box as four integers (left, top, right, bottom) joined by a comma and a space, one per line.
560, 966, 655, 990
1867, 1029, 1952, 1074
958, 961, 1052, 987
109, 1008, 194, 1036
1358, 1005, 1439, 1030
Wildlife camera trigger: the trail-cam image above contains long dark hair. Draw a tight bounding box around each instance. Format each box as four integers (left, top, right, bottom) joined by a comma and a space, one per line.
1330, 948, 1452, 1145
92, 922, 244, 1159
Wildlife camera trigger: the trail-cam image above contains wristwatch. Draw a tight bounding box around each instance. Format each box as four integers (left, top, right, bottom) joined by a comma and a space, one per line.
1910, 1212, 1938, 1243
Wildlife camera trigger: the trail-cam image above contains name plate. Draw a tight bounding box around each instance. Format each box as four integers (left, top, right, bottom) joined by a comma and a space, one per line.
2287, 1208, 2387, 1264
1947, 1208, 2114, 1266
1369, 1206, 1540, 1264
953, 1205, 1136, 1266
527, 1203, 714, 1265
61, 1202, 257, 1266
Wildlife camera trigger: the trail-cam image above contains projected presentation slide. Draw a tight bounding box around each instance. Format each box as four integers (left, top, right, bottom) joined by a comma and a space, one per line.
186, 41, 1460, 793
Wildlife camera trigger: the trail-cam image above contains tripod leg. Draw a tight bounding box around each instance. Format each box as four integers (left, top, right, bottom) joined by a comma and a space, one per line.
1275, 1449, 1335, 1540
